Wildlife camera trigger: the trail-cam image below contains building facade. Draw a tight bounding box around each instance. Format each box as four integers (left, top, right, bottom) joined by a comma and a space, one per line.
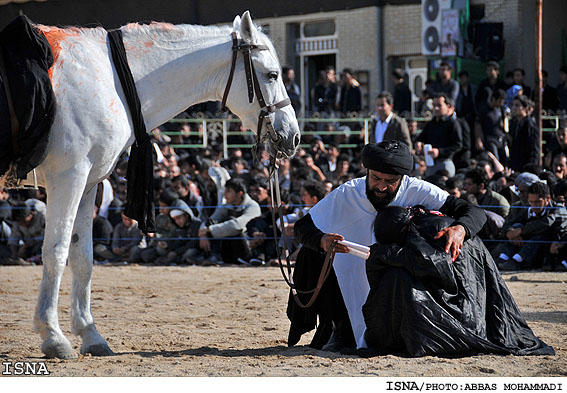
2, 0, 566, 117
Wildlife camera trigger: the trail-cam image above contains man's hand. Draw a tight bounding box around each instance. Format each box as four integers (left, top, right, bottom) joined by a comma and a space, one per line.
320, 233, 348, 253
284, 223, 295, 237
198, 227, 211, 252
475, 137, 484, 151
199, 237, 211, 253
550, 241, 563, 255
434, 225, 466, 262
415, 141, 423, 154
428, 148, 440, 158
506, 227, 522, 240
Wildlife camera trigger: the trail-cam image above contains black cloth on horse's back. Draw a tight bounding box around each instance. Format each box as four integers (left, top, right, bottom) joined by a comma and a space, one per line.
0, 15, 55, 179
108, 29, 155, 233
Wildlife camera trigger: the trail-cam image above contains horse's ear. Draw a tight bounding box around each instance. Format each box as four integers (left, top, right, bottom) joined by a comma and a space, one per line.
240, 10, 258, 43
232, 15, 241, 32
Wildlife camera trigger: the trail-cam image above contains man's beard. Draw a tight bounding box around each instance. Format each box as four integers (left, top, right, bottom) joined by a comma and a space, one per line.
365, 176, 400, 211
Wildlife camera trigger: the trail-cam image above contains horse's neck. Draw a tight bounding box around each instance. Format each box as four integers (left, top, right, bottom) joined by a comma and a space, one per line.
120, 24, 232, 129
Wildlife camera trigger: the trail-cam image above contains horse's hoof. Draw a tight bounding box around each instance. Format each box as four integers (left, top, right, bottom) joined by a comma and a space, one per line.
82, 343, 115, 356
41, 341, 77, 359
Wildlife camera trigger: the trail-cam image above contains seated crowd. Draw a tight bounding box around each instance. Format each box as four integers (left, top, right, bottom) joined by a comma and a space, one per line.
2, 62, 567, 271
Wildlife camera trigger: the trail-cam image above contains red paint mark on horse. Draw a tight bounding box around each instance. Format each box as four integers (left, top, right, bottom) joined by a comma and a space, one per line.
36, 25, 81, 81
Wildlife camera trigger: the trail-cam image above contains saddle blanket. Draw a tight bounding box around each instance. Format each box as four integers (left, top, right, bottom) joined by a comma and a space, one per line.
0, 15, 55, 183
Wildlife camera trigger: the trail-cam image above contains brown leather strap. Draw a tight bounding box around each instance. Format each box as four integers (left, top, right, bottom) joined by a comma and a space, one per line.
269, 163, 336, 308
291, 240, 336, 309
0, 47, 20, 155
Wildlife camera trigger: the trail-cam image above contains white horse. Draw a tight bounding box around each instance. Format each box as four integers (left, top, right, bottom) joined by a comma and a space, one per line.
22, 11, 299, 359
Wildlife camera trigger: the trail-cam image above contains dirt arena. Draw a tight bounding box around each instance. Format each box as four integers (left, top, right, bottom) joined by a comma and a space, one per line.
1, 264, 566, 377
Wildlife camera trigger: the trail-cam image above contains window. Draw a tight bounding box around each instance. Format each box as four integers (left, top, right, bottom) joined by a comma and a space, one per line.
303, 20, 335, 37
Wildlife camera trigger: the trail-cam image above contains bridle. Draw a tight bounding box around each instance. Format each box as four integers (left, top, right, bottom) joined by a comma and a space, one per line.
221, 32, 291, 156
221, 32, 333, 308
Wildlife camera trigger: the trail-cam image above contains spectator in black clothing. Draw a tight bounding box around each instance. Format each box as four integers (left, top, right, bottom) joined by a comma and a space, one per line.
444, 176, 465, 199
509, 95, 540, 172
338, 68, 362, 114
416, 93, 463, 177
316, 142, 340, 179
475, 61, 507, 111
172, 175, 200, 217
543, 124, 567, 169
248, 176, 270, 213
392, 68, 412, 116
247, 188, 292, 265
303, 153, 326, 181
512, 68, 532, 99
430, 61, 459, 103
541, 70, 559, 113
474, 88, 507, 162
447, 97, 471, 169
92, 205, 114, 262
283, 66, 301, 114
504, 71, 514, 89
311, 66, 338, 115
456, 70, 477, 134
557, 66, 567, 112
139, 190, 181, 264
158, 200, 202, 265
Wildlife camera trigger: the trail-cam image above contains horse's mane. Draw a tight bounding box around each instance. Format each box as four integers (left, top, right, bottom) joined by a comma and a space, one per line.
122, 22, 234, 41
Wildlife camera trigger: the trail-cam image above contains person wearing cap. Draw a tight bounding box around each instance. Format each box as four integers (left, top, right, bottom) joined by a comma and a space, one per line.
362, 205, 554, 357
287, 140, 486, 352
505, 172, 541, 224
155, 199, 202, 265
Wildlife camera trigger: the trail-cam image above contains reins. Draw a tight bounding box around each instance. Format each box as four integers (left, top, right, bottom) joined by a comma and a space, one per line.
220, 31, 335, 308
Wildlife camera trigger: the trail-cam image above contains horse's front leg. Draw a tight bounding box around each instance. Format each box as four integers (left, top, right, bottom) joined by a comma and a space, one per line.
34, 170, 89, 359
68, 185, 114, 356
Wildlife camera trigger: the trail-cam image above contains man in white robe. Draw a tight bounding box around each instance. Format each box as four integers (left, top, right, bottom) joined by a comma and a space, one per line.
288, 140, 486, 351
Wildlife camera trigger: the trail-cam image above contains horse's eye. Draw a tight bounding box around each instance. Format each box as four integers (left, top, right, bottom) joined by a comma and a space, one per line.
268, 72, 278, 80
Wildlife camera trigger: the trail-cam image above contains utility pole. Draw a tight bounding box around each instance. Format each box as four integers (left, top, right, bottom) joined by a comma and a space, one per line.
536, 0, 543, 167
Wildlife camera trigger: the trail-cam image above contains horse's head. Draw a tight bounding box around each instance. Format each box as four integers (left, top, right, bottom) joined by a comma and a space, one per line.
223, 11, 300, 159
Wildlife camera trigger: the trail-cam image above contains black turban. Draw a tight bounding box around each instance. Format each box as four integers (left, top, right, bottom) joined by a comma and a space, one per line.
362, 140, 413, 175
373, 206, 412, 244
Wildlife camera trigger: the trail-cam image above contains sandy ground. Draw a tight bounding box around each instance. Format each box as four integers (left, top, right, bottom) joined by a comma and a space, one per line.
0, 264, 566, 377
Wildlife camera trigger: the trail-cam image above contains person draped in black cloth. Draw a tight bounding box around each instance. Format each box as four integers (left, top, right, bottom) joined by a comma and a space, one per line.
362, 205, 554, 357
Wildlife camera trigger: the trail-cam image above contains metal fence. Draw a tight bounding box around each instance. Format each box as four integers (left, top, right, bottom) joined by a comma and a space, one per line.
160, 114, 562, 159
